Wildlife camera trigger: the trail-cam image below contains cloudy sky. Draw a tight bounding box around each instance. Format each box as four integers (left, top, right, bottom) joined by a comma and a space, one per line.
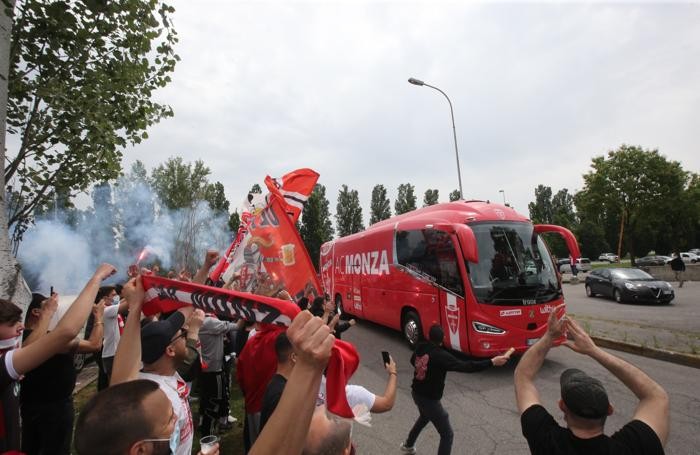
124, 0, 700, 222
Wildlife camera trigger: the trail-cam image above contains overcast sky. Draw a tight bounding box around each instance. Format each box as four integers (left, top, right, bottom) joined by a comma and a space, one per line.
123, 0, 700, 223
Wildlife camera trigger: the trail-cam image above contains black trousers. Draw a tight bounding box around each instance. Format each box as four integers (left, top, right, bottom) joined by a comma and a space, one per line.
21, 397, 74, 455
97, 356, 114, 391
199, 371, 227, 435
405, 391, 454, 455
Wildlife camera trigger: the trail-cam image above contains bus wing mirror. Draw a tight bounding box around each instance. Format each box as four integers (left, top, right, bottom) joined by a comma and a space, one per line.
454, 225, 479, 263
534, 224, 581, 259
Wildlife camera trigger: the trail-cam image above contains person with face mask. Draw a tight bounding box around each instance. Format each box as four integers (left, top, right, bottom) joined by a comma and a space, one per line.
90, 285, 129, 391
0, 263, 116, 454
111, 277, 202, 455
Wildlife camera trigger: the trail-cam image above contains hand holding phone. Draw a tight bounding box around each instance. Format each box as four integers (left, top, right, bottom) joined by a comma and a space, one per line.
381, 351, 390, 366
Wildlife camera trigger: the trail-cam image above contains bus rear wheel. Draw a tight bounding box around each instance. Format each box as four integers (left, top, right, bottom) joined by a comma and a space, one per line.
403, 310, 423, 349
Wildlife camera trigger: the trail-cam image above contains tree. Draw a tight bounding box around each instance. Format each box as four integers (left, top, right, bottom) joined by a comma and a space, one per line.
86, 182, 117, 261
300, 184, 334, 270
150, 158, 214, 271
0, 0, 31, 306
449, 189, 461, 202
395, 183, 417, 215
575, 145, 689, 262
151, 157, 211, 210
335, 185, 364, 237
423, 189, 439, 207
5, 0, 179, 238
369, 184, 391, 225
249, 184, 262, 194
528, 185, 554, 224
204, 181, 230, 215
228, 211, 240, 233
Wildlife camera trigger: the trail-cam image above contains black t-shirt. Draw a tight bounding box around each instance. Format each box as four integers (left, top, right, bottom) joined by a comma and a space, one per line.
20, 329, 77, 404
259, 374, 287, 431
410, 342, 492, 400
0, 350, 21, 452
521, 404, 664, 455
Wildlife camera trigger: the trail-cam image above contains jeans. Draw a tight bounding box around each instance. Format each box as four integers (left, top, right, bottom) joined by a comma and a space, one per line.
97, 356, 114, 391
405, 391, 454, 455
199, 371, 227, 435
21, 398, 74, 455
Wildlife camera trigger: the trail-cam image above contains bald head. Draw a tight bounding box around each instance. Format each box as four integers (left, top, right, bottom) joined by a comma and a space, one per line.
302, 406, 352, 455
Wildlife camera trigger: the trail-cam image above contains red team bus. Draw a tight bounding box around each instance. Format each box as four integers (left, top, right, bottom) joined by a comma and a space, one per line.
319, 201, 580, 357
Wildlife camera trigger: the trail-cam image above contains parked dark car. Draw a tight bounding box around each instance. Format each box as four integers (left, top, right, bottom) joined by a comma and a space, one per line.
635, 255, 668, 267
585, 268, 674, 304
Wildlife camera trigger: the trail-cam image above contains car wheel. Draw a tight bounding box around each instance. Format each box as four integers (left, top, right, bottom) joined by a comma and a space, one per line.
613, 288, 623, 303
585, 284, 595, 297
402, 310, 423, 349
73, 353, 86, 372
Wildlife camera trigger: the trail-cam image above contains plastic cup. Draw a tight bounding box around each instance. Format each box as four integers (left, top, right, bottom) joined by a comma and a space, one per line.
200, 435, 219, 454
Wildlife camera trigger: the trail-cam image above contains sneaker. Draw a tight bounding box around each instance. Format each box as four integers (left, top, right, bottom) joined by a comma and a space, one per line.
400, 442, 416, 454
227, 414, 237, 423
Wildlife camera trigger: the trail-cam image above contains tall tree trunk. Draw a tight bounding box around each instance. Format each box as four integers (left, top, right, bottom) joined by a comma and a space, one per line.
0, 1, 31, 310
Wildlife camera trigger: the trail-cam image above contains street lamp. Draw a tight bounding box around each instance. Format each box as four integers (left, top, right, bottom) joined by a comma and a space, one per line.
408, 77, 463, 200
499, 189, 506, 205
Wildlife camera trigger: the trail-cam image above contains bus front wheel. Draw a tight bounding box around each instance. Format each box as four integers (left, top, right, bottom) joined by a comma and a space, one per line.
403, 310, 423, 349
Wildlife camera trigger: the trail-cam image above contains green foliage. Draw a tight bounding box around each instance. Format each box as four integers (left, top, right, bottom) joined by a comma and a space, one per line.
228, 211, 240, 233
449, 189, 460, 202
204, 181, 230, 215
151, 157, 211, 210
528, 185, 553, 224
335, 184, 364, 237
423, 189, 439, 207
575, 145, 690, 261
249, 183, 262, 194
299, 184, 334, 269
5, 0, 179, 231
369, 184, 391, 225
395, 183, 416, 215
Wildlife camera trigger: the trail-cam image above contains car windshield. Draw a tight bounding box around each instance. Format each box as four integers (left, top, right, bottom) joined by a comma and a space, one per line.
466, 222, 560, 305
611, 268, 654, 280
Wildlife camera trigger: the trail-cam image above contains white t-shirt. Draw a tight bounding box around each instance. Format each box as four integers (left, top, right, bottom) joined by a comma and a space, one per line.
317, 376, 376, 412
139, 371, 193, 455
101, 304, 121, 358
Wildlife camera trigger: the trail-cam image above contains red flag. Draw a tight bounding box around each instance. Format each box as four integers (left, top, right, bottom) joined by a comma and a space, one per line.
264, 168, 319, 223
220, 195, 322, 300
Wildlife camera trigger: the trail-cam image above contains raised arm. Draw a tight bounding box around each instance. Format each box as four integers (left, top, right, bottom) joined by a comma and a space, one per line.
371, 355, 398, 413
250, 311, 334, 455
12, 264, 116, 375
514, 304, 566, 414
193, 250, 220, 285
565, 317, 669, 445
74, 301, 105, 353
110, 277, 145, 385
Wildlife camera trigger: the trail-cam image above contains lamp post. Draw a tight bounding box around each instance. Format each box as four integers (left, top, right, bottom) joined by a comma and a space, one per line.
499, 189, 506, 205
408, 77, 463, 200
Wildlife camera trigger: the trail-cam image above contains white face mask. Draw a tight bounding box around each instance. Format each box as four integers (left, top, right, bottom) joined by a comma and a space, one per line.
0, 335, 21, 351
112, 296, 120, 306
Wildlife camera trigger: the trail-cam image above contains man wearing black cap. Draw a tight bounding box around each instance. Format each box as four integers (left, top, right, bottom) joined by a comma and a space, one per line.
514, 304, 669, 454
111, 277, 202, 455
400, 324, 512, 455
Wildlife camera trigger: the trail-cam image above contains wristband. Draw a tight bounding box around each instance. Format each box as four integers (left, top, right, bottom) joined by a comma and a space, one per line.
389, 372, 397, 376
95, 321, 104, 325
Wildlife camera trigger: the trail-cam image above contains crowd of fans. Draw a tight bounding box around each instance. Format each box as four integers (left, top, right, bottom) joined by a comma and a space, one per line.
0, 252, 671, 455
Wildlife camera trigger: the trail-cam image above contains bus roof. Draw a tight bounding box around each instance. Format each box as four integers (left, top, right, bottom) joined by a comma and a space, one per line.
368, 200, 529, 231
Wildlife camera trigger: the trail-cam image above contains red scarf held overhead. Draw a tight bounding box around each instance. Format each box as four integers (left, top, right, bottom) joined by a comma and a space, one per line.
141, 275, 359, 418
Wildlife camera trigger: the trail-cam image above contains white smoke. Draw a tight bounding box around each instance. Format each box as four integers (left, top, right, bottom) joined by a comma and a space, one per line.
17, 177, 233, 294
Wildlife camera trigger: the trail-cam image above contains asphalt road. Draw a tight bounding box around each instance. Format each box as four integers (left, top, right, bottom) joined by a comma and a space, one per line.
343, 319, 700, 454
562, 278, 699, 354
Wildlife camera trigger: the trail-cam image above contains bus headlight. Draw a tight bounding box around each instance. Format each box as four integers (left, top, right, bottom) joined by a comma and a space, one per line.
472, 321, 506, 335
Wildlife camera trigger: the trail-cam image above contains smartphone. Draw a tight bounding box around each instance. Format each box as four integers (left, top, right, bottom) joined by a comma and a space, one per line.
381, 351, 391, 366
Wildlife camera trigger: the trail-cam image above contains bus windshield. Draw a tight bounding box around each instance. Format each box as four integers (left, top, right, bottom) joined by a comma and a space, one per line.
466, 222, 560, 305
